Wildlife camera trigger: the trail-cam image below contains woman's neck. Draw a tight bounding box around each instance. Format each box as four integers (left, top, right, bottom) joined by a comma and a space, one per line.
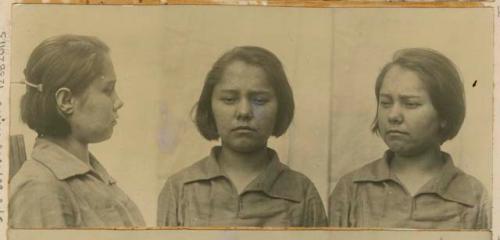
391, 146, 443, 174
218, 146, 270, 174
44, 135, 90, 165
390, 145, 444, 196
218, 146, 271, 194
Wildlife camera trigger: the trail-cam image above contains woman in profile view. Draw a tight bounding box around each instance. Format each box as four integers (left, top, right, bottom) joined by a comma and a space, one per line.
157, 46, 327, 227
328, 48, 490, 229
9, 35, 145, 228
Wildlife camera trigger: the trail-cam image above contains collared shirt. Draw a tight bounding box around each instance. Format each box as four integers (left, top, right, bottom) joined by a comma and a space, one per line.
157, 147, 327, 227
9, 138, 145, 228
328, 151, 490, 229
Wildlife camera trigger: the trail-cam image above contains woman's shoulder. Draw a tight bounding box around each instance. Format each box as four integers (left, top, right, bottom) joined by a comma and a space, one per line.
275, 167, 320, 195
10, 160, 70, 198
448, 168, 489, 201
337, 158, 386, 184
11, 159, 62, 186
278, 167, 311, 183
163, 155, 215, 186
267, 167, 322, 203
453, 169, 486, 187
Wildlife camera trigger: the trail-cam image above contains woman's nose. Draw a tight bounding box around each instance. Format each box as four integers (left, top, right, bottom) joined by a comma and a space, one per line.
235, 99, 253, 120
387, 104, 403, 124
114, 93, 124, 111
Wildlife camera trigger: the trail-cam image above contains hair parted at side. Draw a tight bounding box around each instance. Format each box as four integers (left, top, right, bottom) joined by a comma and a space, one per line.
195, 46, 295, 140
371, 48, 466, 143
21, 34, 110, 137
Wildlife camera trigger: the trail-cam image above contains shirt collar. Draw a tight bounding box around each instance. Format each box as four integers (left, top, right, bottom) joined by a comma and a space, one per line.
352, 150, 395, 182
183, 146, 300, 202
182, 147, 225, 182
419, 153, 475, 207
31, 137, 115, 184
352, 150, 475, 206
244, 149, 300, 202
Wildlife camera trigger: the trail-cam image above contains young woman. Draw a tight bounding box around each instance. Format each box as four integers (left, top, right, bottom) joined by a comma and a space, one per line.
9, 35, 145, 228
157, 46, 327, 227
328, 48, 490, 229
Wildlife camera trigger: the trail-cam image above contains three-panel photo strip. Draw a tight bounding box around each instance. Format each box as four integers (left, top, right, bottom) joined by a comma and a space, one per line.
2, 2, 497, 240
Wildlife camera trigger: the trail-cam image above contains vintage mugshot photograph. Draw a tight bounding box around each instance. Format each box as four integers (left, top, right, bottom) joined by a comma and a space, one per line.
1, 2, 496, 240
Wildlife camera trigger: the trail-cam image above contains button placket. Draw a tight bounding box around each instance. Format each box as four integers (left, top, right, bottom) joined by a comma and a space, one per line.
409, 196, 416, 220
237, 197, 243, 217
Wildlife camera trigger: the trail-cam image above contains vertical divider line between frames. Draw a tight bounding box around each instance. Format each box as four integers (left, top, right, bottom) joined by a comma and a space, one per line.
326, 6, 335, 225
492, 1, 500, 239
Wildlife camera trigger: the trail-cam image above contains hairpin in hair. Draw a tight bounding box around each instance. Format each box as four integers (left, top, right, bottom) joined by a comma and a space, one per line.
24, 80, 43, 92
11, 79, 44, 92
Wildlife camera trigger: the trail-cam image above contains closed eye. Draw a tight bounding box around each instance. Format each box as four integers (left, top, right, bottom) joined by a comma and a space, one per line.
221, 97, 237, 104
103, 86, 115, 96
379, 101, 392, 108
252, 97, 269, 105
103, 80, 116, 96
404, 102, 421, 108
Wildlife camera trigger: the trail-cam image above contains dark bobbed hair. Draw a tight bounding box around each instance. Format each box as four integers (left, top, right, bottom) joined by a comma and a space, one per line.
371, 48, 466, 143
21, 34, 110, 137
195, 46, 295, 140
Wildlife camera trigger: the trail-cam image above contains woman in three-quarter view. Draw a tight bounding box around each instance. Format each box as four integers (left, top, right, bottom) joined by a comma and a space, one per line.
9, 35, 145, 228
157, 46, 327, 227
328, 48, 490, 229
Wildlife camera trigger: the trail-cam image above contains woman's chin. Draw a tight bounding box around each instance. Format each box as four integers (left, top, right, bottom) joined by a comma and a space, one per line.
389, 145, 430, 157
386, 142, 412, 156
225, 141, 266, 153
87, 129, 114, 144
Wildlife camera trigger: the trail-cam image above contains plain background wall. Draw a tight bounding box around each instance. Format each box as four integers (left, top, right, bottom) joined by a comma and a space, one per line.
9, 5, 492, 226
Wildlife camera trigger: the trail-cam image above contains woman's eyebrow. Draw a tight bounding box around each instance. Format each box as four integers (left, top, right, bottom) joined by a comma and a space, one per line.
248, 89, 274, 95
399, 95, 422, 100
380, 93, 422, 99
216, 89, 273, 95
217, 89, 238, 94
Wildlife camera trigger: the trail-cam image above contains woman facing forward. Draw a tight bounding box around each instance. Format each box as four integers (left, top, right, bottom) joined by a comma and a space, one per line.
9, 35, 145, 228
328, 48, 490, 229
157, 46, 327, 227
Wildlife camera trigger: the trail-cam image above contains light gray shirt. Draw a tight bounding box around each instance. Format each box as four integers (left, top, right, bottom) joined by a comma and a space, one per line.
9, 138, 145, 228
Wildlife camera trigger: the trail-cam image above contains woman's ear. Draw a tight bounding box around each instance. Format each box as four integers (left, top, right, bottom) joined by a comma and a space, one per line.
55, 87, 74, 115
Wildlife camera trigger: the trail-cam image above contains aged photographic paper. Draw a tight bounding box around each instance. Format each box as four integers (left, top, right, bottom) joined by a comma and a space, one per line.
0, 1, 496, 239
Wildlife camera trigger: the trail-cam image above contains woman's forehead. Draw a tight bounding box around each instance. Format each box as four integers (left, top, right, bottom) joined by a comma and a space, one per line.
215, 61, 273, 91
380, 66, 428, 94
221, 61, 266, 78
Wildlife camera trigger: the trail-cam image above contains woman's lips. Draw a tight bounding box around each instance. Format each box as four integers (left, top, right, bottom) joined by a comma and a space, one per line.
386, 130, 408, 136
232, 126, 256, 132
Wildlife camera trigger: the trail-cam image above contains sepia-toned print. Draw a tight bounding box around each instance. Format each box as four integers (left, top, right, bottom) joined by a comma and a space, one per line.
4, 4, 494, 239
